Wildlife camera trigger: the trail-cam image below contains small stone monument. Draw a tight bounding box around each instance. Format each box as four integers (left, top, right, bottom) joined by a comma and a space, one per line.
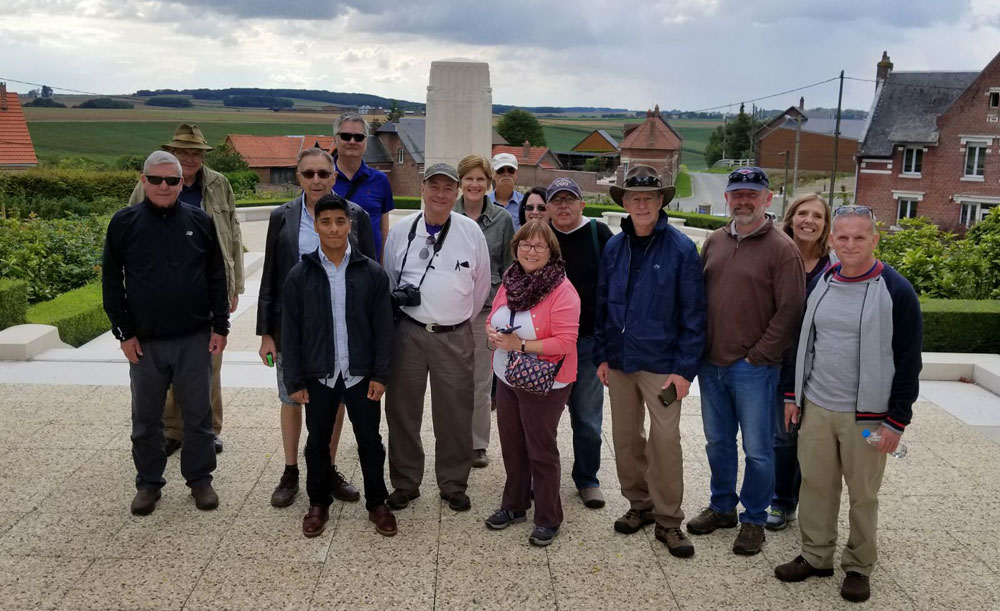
425, 58, 493, 170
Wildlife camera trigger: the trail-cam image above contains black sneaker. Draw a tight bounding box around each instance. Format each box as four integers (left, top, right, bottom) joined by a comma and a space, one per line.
213, 435, 223, 454
386, 488, 420, 510
528, 525, 558, 546
841, 571, 871, 603
485, 508, 527, 530
164, 437, 182, 457
686, 507, 739, 535
440, 491, 471, 512
270, 470, 299, 508
732, 523, 766, 555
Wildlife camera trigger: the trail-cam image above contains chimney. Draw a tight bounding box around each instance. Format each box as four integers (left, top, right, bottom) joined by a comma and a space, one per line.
522, 139, 530, 159
0, 83, 7, 112
799, 96, 804, 111
876, 51, 893, 88
653, 104, 660, 116
646, 108, 653, 118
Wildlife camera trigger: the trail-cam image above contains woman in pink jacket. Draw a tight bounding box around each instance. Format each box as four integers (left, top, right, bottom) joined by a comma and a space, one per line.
484, 220, 581, 546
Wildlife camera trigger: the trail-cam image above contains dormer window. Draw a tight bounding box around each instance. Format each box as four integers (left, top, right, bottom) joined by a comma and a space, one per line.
901, 146, 922, 175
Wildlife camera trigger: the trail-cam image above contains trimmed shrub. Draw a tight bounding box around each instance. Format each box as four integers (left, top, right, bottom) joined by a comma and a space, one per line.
0, 278, 28, 330
0, 169, 138, 203
145, 96, 192, 108
920, 299, 1000, 354
222, 170, 260, 198
3, 195, 124, 219
394, 197, 421, 210
25, 282, 108, 347
666, 211, 729, 230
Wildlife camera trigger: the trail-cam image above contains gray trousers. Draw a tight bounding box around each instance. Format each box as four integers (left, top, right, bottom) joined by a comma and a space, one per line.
129, 331, 216, 490
386, 319, 475, 496
471, 308, 493, 451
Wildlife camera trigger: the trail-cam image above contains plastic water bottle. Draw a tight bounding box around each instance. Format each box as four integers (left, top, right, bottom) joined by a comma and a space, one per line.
862, 429, 907, 459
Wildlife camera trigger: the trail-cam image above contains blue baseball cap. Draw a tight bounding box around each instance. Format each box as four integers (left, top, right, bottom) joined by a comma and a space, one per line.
725, 166, 770, 192
545, 177, 582, 202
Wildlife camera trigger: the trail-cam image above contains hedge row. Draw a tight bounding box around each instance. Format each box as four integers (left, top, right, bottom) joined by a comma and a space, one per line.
25, 282, 108, 347
0, 169, 138, 203
665, 211, 729, 230
0, 279, 28, 330
921, 299, 1000, 354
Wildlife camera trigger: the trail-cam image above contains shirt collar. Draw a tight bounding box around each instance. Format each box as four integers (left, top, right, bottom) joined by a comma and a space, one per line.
318, 241, 352, 268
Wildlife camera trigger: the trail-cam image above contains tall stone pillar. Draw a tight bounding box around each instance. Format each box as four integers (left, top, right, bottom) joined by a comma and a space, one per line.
425, 59, 492, 170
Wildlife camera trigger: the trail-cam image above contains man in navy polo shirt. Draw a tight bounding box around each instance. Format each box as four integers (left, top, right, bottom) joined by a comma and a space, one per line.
333, 113, 394, 259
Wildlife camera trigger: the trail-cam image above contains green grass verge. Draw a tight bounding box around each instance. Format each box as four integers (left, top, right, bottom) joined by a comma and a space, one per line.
674, 170, 692, 199
0, 279, 29, 330
25, 281, 109, 347
920, 298, 1000, 353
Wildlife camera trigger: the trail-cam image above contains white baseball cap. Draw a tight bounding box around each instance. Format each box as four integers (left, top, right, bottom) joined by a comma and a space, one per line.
491, 153, 518, 171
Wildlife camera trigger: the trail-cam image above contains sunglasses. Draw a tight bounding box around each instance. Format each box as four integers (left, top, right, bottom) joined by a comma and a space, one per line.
524, 204, 547, 212
834, 205, 876, 220
728, 169, 769, 185
145, 175, 182, 186
299, 170, 333, 179
624, 175, 662, 188
338, 132, 366, 143
495, 167, 516, 175
419, 235, 436, 260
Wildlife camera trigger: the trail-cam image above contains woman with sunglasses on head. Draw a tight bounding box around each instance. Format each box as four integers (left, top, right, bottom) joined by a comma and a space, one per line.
518, 187, 549, 228
484, 220, 580, 546
454, 154, 515, 469
257, 148, 376, 513
767, 193, 835, 532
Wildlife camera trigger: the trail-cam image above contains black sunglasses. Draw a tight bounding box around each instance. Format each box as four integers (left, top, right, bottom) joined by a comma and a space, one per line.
145, 175, 182, 186
299, 170, 333, 179
524, 204, 546, 212
338, 132, 366, 143
624, 175, 662, 188
834, 205, 876, 220
495, 167, 516, 175
419, 235, 436, 260
728, 169, 769, 185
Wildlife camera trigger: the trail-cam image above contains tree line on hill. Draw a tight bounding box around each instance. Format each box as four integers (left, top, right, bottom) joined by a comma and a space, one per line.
134, 88, 424, 110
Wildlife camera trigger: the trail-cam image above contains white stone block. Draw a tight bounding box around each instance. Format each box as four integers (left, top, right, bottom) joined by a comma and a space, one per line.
0, 324, 72, 361
425, 59, 493, 170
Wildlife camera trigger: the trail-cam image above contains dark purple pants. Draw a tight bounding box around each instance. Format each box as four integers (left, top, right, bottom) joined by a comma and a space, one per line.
496, 380, 572, 528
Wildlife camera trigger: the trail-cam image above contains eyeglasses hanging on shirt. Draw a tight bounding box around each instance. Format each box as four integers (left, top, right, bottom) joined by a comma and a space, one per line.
396, 213, 453, 289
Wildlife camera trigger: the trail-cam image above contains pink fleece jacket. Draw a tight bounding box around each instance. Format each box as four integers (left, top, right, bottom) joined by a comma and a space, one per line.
489, 278, 581, 384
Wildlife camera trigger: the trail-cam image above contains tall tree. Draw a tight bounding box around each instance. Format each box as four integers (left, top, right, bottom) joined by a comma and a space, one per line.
496, 109, 547, 146
704, 103, 762, 167
387, 100, 403, 122
41, 85, 53, 99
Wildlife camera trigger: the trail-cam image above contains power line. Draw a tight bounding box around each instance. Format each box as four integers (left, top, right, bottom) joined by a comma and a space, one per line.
0, 76, 106, 97
685, 76, 841, 114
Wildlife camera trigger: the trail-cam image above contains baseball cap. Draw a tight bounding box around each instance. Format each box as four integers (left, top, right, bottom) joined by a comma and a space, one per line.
492, 153, 518, 172
423, 163, 459, 182
725, 166, 770, 192
545, 177, 582, 202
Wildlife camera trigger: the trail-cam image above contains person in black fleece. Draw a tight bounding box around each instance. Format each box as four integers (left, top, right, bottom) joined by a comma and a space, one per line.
103, 150, 230, 517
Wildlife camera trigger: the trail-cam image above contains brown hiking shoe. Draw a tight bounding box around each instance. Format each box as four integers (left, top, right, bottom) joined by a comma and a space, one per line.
130, 488, 161, 516
270, 470, 299, 508
841, 571, 871, 603
332, 466, 360, 502
655, 524, 694, 558
775, 555, 835, 582
686, 507, 738, 535
614, 508, 655, 534
732, 523, 765, 555
190, 483, 219, 511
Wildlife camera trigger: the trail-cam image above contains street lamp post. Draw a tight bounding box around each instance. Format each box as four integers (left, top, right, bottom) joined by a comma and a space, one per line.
778, 150, 790, 216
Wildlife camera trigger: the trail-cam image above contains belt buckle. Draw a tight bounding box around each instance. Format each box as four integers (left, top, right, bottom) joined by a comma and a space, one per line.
424, 322, 438, 333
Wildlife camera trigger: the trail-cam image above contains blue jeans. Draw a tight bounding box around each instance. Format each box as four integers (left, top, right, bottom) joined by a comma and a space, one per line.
771, 391, 801, 512
566, 335, 603, 490
698, 358, 779, 525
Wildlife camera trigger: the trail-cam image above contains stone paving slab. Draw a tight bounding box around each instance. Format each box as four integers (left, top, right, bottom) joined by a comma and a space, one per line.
1, 383, 999, 610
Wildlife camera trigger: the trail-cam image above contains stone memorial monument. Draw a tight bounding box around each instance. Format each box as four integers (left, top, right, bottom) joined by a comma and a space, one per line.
425, 58, 493, 170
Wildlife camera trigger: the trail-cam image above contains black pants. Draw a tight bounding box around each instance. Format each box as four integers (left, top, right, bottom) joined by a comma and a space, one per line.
305, 377, 389, 511
129, 331, 216, 490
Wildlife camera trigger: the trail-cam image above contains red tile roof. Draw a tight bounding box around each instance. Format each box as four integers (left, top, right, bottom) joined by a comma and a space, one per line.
491, 144, 555, 168
225, 134, 333, 168
0, 89, 38, 167
620, 111, 682, 152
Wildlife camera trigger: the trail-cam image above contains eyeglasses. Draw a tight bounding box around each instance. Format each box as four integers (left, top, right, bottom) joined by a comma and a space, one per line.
495, 167, 516, 175
419, 235, 436, 260
338, 132, 366, 143
524, 204, 546, 212
517, 242, 550, 253
624, 175, 662, 188
145, 175, 182, 186
299, 170, 333, 179
548, 195, 578, 205
834, 205, 876, 220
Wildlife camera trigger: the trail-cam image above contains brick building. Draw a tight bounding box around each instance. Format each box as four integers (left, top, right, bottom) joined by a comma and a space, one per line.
616, 105, 682, 186
855, 51, 1000, 229
375, 118, 425, 197
755, 102, 864, 174
226, 133, 391, 185
0, 84, 38, 170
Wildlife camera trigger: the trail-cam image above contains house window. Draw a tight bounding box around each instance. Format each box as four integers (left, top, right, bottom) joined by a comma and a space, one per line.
990, 91, 1000, 108
901, 147, 922, 175
965, 142, 987, 177
959, 201, 999, 226
897, 199, 918, 220
397, 148, 404, 165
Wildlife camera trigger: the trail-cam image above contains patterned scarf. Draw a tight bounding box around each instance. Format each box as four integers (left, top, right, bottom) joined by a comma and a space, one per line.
503, 258, 566, 311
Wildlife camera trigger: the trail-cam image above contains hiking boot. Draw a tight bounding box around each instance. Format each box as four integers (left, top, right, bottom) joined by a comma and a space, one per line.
130, 488, 161, 516
614, 508, 655, 535
485, 508, 527, 530
270, 470, 299, 508
332, 466, 360, 502
841, 571, 871, 603
655, 524, 695, 558
686, 507, 738, 535
164, 437, 182, 457
528, 525, 559, 547
472, 449, 490, 469
732, 523, 765, 555
579, 487, 605, 509
774, 555, 835, 582
191, 483, 219, 510
386, 488, 420, 510
765, 506, 796, 532
440, 491, 471, 512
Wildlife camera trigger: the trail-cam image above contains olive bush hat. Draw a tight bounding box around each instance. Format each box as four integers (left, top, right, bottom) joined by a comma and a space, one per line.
162, 123, 214, 151
609, 165, 675, 207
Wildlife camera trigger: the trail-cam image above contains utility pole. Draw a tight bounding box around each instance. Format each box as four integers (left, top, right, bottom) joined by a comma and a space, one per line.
828, 71, 844, 205
778, 150, 790, 216
792, 114, 802, 197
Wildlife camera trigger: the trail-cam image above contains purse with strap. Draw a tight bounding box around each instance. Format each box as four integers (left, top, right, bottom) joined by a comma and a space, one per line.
503, 310, 563, 396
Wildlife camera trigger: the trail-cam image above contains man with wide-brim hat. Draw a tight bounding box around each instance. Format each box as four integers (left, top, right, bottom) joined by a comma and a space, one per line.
128, 123, 244, 457
594, 164, 706, 558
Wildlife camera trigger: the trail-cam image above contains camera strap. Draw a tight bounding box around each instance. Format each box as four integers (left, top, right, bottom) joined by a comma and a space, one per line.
396, 213, 452, 289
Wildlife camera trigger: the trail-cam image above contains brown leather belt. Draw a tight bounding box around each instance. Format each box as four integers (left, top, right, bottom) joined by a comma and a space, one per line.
401, 312, 462, 333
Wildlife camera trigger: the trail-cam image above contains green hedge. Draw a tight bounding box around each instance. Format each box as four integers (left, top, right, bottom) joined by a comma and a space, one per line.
25, 282, 108, 347
921, 299, 1000, 354
0, 169, 138, 203
222, 170, 260, 198
666, 211, 729, 230
0, 279, 28, 330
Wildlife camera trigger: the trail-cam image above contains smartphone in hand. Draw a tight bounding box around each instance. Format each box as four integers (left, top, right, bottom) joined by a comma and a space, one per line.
659, 383, 678, 406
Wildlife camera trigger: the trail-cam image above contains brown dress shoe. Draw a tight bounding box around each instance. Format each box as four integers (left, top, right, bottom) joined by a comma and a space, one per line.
841, 571, 871, 602
332, 466, 361, 502
190, 483, 219, 511
302, 505, 329, 538
130, 488, 161, 516
775, 555, 835, 582
369, 504, 398, 537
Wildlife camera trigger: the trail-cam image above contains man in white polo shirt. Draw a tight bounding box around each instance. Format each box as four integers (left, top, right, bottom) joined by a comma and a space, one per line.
382, 163, 491, 512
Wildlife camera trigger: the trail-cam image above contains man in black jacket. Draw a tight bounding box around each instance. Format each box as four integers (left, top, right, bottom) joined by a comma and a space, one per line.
281, 194, 397, 538
102, 150, 229, 516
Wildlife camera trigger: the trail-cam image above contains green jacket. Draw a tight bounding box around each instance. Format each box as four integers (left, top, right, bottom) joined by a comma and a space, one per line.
129, 165, 244, 299
453, 195, 514, 306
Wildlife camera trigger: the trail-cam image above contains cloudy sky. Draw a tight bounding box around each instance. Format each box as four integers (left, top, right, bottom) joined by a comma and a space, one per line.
2, 0, 999, 111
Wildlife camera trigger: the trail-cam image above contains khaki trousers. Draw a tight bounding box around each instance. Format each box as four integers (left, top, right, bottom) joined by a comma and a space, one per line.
798, 397, 888, 575
386, 319, 475, 496
471, 309, 493, 451
608, 369, 685, 528
163, 351, 223, 440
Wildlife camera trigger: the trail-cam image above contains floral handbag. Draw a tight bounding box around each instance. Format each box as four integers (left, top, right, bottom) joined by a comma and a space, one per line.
503, 310, 563, 396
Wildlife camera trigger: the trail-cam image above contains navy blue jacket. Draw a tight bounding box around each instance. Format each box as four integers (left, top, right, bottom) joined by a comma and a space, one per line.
594, 211, 707, 380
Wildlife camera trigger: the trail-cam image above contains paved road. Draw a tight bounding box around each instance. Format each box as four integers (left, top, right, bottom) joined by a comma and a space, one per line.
674, 172, 727, 215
